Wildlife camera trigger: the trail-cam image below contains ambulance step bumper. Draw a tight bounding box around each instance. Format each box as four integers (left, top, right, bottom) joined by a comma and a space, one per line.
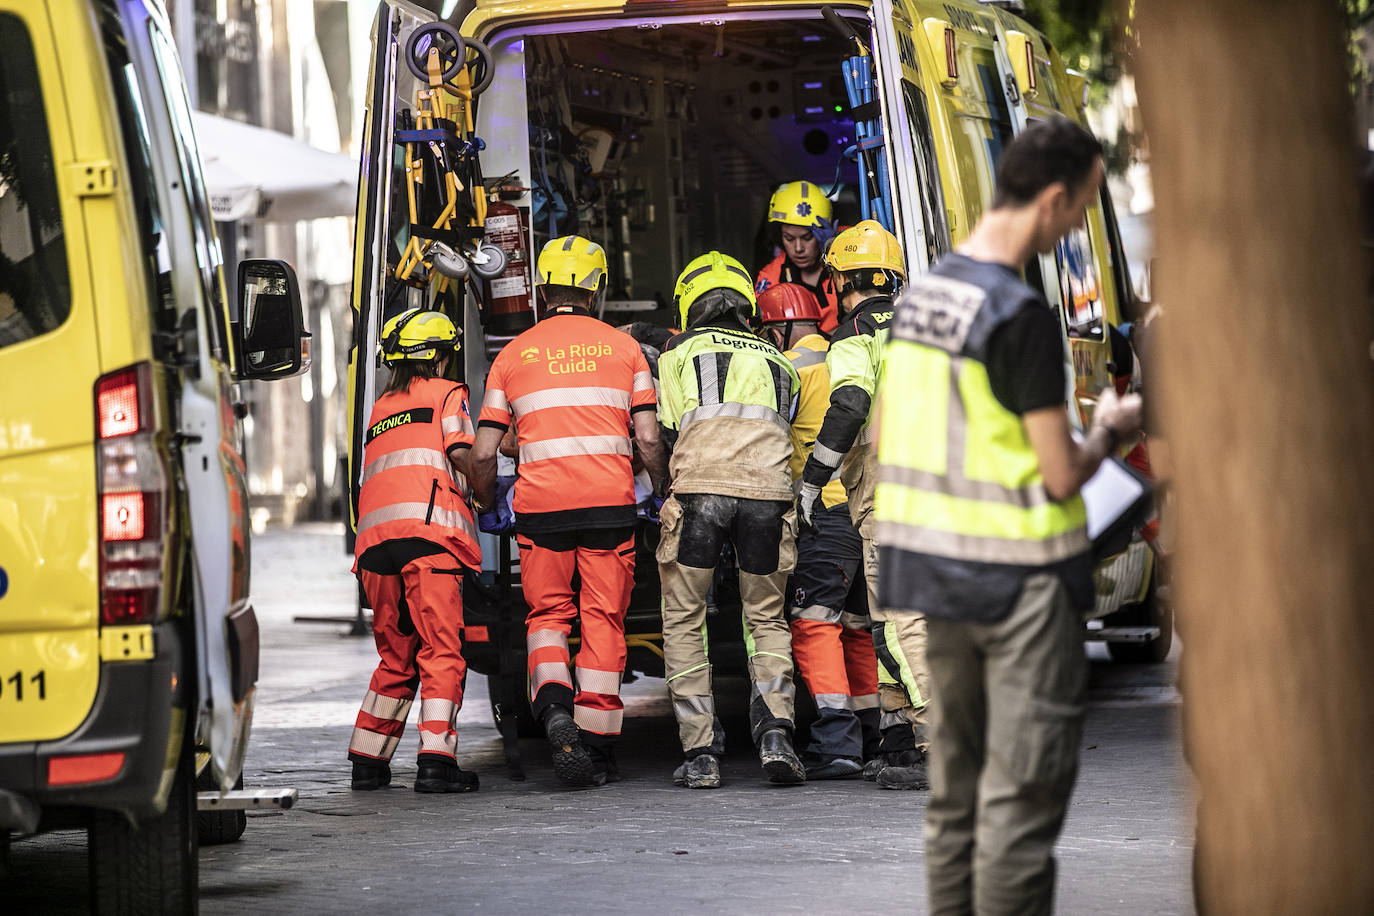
1086, 626, 1161, 643
196, 788, 298, 811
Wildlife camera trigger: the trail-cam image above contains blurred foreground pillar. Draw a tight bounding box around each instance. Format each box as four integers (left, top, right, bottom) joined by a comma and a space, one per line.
1134, 2, 1374, 911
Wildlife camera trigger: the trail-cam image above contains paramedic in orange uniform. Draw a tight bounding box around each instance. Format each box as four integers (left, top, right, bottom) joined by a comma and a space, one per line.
470, 235, 668, 788
349, 309, 482, 794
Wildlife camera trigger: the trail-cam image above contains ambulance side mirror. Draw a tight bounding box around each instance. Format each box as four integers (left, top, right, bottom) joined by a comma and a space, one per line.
233, 258, 311, 381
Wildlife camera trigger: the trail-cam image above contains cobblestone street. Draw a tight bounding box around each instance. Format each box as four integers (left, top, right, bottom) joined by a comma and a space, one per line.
4, 526, 1193, 914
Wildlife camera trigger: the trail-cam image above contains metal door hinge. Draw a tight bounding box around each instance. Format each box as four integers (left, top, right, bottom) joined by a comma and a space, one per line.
70, 160, 116, 197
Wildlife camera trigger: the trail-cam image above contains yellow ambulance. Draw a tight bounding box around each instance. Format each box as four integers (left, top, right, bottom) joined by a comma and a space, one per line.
347, 0, 1162, 744
0, 0, 306, 907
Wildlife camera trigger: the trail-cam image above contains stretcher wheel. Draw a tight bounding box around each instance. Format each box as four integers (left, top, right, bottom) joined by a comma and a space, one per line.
430, 241, 470, 279
462, 37, 495, 96
405, 21, 467, 84
468, 242, 507, 279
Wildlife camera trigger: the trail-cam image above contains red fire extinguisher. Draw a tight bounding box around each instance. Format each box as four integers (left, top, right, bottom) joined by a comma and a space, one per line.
483, 189, 534, 334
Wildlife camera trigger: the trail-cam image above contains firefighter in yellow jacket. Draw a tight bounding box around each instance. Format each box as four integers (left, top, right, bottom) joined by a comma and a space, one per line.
758, 283, 880, 779
798, 221, 931, 789
656, 252, 805, 789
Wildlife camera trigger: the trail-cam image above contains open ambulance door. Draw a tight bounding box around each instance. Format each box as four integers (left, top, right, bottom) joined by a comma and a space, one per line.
346, 0, 433, 541
865, 0, 952, 276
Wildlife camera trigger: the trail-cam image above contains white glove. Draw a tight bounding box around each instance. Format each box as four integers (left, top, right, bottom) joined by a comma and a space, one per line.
797, 481, 822, 529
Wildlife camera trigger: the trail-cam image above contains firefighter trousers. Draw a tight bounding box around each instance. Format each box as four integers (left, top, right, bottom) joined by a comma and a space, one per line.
349, 547, 467, 763
857, 500, 930, 754
787, 501, 880, 761
657, 493, 797, 756
517, 526, 635, 749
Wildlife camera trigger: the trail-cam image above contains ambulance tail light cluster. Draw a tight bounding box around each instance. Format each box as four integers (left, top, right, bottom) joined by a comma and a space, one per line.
96, 362, 168, 626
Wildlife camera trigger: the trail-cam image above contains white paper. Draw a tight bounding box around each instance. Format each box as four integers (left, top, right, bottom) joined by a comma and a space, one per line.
1080, 458, 1148, 540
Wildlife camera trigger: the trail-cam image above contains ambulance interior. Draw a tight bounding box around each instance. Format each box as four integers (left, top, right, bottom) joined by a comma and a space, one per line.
475, 13, 880, 332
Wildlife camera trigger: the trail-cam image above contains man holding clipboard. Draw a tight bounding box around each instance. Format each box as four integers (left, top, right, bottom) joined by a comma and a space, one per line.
873, 118, 1144, 914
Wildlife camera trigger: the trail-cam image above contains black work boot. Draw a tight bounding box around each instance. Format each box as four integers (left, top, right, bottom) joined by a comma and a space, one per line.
351, 758, 392, 791
672, 754, 721, 789
414, 754, 479, 793
588, 744, 621, 784
876, 749, 930, 790
804, 753, 863, 780
543, 707, 603, 788
758, 728, 806, 785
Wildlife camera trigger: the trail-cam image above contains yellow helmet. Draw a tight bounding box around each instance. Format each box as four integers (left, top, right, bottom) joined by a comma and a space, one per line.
535, 235, 608, 292
824, 219, 906, 280
380, 308, 460, 363
673, 251, 757, 328
767, 180, 833, 228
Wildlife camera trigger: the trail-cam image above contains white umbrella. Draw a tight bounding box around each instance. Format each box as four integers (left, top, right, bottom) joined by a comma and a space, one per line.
191, 111, 357, 223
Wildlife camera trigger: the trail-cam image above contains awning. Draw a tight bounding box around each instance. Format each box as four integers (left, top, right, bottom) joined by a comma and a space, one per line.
191, 112, 357, 223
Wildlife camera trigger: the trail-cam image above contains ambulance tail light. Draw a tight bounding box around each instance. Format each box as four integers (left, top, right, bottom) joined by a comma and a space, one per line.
96, 363, 168, 627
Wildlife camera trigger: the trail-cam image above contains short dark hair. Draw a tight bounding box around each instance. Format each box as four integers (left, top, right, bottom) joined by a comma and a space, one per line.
538, 284, 596, 309
991, 117, 1103, 209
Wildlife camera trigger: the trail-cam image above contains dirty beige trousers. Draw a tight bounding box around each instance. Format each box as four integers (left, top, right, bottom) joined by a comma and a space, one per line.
923, 572, 1087, 916
656, 494, 798, 754
849, 445, 929, 749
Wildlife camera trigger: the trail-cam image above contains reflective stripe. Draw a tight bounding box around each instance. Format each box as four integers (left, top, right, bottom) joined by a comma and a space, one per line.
880, 710, 910, 729
417, 723, 457, 756
632, 370, 654, 392
348, 727, 401, 761
788, 347, 827, 370
510, 385, 631, 415
574, 705, 624, 735
441, 415, 466, 436
839, 611, 870, 631
876, 518, 1088, 566
852, 693, 880, 711
812, 442, 846, 467
792, 604, 841, 624
576, 666, 623, 696
531, 660, 573, 691
696, 353, 721, 407
752, 676, 795, 701
483, 387, 509, 413
878, 462, 1052, 510
679, 402, 788, 433
519, 435, 632, 464
859, 425, 875, 446
578, 266, 604, 290
361, 447, 451, 486
814, 693, 855, 711
357, 501, 478, 541
528, 629, 570, 653
359, 690, 413, 722
673, 696, 715, 720
419, 698, 456, 724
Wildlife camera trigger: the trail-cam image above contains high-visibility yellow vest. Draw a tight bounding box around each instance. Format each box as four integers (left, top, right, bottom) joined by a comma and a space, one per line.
875, 268, 1088, 616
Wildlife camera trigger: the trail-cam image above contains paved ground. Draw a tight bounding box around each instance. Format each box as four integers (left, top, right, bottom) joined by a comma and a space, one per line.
3, 525, 1194, 914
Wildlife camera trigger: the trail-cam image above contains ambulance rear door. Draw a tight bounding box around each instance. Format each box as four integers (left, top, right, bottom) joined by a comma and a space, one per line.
346, 0, 435, 540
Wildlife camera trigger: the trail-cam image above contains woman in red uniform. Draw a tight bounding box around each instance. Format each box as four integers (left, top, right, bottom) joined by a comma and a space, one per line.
348, 309, 483, 793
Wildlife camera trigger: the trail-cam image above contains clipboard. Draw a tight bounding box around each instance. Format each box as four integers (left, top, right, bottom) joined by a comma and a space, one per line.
1080, 454, 1154, 560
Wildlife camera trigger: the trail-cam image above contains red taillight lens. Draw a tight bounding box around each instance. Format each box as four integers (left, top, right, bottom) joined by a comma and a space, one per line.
48, 752, 126, 786
97, 368, 145, 438
96, 364, 166, 628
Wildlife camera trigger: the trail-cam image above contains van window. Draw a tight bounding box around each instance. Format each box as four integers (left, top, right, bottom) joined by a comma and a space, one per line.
148, 20, 229, 359
100, 5, 175, 336
0, 13, 71, 351
1056, 223, 1104, 339
899, 80, 951, 265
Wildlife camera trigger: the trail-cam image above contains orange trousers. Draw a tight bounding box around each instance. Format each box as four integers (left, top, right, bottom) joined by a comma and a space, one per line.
349, 551, 466, 762
518, 527, 635, 745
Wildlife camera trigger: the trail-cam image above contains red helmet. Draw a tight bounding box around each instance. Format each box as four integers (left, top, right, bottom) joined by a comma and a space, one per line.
757, 283, 823, 324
